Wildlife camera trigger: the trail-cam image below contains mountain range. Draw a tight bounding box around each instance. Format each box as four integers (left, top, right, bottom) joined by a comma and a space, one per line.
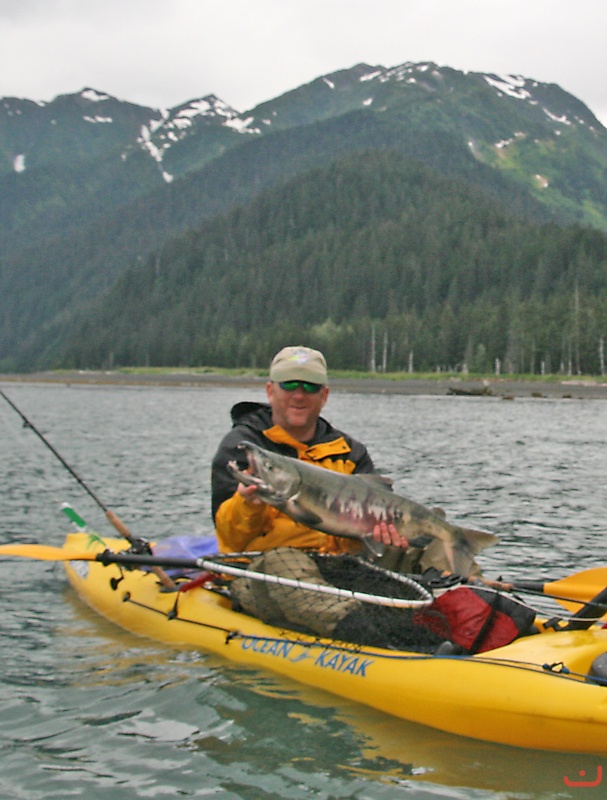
2, 61, 607, 371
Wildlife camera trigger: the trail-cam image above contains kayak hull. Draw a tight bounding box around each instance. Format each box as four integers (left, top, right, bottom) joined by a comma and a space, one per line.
62, 533, 607, 754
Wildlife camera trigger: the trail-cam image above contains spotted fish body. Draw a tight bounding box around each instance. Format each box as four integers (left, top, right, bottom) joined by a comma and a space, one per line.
228, 441, 498, 575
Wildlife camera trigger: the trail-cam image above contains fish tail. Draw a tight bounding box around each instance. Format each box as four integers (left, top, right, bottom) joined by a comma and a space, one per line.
459, 527, 499, 555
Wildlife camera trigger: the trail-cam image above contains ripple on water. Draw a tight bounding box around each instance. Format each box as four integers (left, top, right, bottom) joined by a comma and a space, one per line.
2, 384, 607, 798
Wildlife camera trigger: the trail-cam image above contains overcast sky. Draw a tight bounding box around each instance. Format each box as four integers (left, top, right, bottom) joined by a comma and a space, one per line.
2, 0, 607, 126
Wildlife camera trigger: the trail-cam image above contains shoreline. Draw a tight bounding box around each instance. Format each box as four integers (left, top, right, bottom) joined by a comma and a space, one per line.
3, 370, 607, 399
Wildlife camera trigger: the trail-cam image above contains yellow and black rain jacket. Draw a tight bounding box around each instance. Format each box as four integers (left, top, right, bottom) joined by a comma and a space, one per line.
211, 401, 377, 554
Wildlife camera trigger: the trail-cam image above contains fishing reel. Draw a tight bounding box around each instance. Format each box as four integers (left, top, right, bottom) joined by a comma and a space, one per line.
419, 567, 467, 596
107, 538, 153, 590
126, 537, 153, 556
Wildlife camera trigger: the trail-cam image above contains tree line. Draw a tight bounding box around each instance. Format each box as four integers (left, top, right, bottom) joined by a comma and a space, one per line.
21, 150, 607, 376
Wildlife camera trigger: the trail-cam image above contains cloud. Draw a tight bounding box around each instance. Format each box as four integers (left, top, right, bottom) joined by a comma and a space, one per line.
1, 0, 606, 125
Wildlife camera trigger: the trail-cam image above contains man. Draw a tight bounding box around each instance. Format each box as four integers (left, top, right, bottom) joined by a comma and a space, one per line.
209, 346, 495, 651
210, 345, 437, 647
211, 344, 407, 555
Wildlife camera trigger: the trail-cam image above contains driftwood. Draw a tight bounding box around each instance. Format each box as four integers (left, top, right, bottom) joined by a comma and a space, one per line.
447, 385, 494, 397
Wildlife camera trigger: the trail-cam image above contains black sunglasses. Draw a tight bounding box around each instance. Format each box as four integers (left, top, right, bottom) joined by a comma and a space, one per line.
278, 380, 324, 394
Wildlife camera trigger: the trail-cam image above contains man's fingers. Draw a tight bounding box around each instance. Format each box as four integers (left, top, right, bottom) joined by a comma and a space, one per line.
373, 522, 408, 550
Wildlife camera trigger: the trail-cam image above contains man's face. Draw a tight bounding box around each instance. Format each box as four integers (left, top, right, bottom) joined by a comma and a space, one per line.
266, 381, 329, 440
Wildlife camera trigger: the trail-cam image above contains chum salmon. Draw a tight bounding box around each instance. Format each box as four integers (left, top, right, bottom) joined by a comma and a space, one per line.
228, 441, 498, 575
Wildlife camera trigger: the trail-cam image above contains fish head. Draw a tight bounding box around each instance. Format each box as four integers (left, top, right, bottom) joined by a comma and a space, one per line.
227, 441, 302, 505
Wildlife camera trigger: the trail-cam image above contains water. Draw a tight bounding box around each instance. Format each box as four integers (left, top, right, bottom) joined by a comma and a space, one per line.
1, 382, 607, 799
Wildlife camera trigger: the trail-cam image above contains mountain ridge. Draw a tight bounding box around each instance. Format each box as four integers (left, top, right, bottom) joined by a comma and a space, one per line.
4, 61, 605, 186
2, 60, 607, 371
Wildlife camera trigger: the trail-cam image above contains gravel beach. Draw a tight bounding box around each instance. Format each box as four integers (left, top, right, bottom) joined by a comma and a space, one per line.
2, 370, 607, 399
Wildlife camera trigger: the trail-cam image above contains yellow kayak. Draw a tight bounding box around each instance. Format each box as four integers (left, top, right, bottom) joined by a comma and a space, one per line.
60, 532, 607, 755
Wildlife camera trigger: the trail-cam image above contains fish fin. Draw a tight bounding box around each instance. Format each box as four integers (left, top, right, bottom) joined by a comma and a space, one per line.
361, 534, 386, 558
460, 527, 499, 555
357, 474, 394, 488
283, 500, 323, 528
408, 534, 435, 549
423, 538, 469, 576
418, 529, 498, 576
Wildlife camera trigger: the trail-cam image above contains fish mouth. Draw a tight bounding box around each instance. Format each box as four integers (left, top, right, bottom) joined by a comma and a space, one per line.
227, 459, 267, 490
227, 443, 295, 503
228, 453, 270, 490
239, 441, 265, 478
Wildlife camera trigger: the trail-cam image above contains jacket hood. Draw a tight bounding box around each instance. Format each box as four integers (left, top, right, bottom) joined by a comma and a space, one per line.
230, 401, 271, 425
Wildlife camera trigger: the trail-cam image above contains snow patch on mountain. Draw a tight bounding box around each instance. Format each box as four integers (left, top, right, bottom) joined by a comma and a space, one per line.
483, 74, 531, 100
135, 94, 259, 179
495, 132, 526, 148
360, 69, 383, 82
81, 89, 110, 103
543, 108, 572, 126
225, 116, 260, 133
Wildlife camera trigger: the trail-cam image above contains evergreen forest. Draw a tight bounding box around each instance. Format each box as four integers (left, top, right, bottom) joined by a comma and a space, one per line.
23, 151, 607, 376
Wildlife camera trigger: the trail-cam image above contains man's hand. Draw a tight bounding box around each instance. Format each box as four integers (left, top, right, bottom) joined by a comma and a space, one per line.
237, 482, 263, 505
372, 521, 408, 549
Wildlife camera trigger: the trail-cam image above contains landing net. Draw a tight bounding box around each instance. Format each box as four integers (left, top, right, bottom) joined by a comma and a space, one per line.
201, 548, 450, 652
200, 550, 433, 609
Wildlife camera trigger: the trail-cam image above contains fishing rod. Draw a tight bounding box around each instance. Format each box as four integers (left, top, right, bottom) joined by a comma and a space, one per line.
0, 387, 176, 589
1, 388, 115, 520
0, 542, 436, 609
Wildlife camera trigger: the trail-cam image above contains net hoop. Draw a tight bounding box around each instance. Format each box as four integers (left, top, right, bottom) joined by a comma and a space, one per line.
196, 555, 434, 609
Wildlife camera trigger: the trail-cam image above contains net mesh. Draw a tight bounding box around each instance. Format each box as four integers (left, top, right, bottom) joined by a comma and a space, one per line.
225, 548, 450, 652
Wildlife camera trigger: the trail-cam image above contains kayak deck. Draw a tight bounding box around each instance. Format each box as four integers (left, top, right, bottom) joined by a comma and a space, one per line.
61, 533, 607, 755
